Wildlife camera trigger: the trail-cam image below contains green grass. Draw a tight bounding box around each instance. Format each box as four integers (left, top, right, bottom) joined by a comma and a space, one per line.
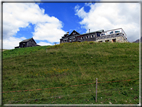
2, 42, 139, 104
2, 46, 48, 59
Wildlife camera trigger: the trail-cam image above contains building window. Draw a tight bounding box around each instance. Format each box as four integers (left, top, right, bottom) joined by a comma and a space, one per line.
110, 31, 113, 34
22, 43, 26, 47
98, 41, 102, 42
112, 39, 116, 42
101, 34, 105, 36
115, 31, 120, 33
91, 35, 94, 38
97, 33, 100, 37
105, 40, 109, 42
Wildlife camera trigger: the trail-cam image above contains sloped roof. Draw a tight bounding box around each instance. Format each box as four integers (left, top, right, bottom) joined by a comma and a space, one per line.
69, 30, 80, 36
133, 36, 142, 43
61, 29, 104, 38
20, 38, 33, 43
80, 29, 104, 36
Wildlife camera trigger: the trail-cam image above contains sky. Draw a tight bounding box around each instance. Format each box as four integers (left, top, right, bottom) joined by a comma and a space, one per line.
2, 0, 141, 49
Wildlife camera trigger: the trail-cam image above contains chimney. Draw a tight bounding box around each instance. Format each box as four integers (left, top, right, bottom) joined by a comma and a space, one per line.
67, 32, 69, 35
89, 29, 90, 33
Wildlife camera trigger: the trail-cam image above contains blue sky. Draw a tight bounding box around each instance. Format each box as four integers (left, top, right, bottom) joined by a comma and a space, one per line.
3, 1, 140, 49
14, 3, 92, 44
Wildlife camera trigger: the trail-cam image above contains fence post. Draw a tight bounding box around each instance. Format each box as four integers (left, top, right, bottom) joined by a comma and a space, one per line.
96, 78, 98, 102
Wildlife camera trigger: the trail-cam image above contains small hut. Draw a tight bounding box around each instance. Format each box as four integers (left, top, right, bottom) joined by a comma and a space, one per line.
15, 38, 40, 48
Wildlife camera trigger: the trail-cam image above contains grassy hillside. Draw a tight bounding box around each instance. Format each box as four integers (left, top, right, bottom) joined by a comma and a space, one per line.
2, 46, 48, 59
2, 42, 139, 104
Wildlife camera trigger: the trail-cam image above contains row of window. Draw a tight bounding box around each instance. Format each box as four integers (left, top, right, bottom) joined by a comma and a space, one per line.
61, 35, 95, 42
80, 35, 94, 40
101, 30, 121, 36
62, 38, 76, 43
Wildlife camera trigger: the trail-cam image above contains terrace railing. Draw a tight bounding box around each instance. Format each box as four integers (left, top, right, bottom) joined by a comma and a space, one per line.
96, 33, 128, 42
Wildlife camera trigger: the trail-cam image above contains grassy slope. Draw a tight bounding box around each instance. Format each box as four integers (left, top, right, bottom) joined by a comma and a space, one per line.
3, 42, 139, 104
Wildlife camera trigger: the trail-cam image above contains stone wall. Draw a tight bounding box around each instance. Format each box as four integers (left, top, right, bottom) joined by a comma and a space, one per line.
95, 36, 128, 43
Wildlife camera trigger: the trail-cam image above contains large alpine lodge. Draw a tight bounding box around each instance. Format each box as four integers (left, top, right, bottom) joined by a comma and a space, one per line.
60, 28, 128, 43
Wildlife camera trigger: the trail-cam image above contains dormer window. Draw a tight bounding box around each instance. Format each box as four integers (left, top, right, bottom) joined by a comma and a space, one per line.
101, 34, 105, 36
110, 31, 113, 34
115, 31, 120, 33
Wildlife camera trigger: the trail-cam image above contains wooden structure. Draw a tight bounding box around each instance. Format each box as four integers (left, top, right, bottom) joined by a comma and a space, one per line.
60, 28, 128, 43
15, 38, 40, 49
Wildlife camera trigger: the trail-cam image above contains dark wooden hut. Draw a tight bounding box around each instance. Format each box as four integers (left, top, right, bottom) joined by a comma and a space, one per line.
15, 38, 40, 49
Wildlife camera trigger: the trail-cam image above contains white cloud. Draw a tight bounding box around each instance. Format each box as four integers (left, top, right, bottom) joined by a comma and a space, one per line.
33, 22, 65, 43
75, 3, 140, 42
37, 42, 52, 46
3, 3, 65, 49
3, 37, 26, 49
